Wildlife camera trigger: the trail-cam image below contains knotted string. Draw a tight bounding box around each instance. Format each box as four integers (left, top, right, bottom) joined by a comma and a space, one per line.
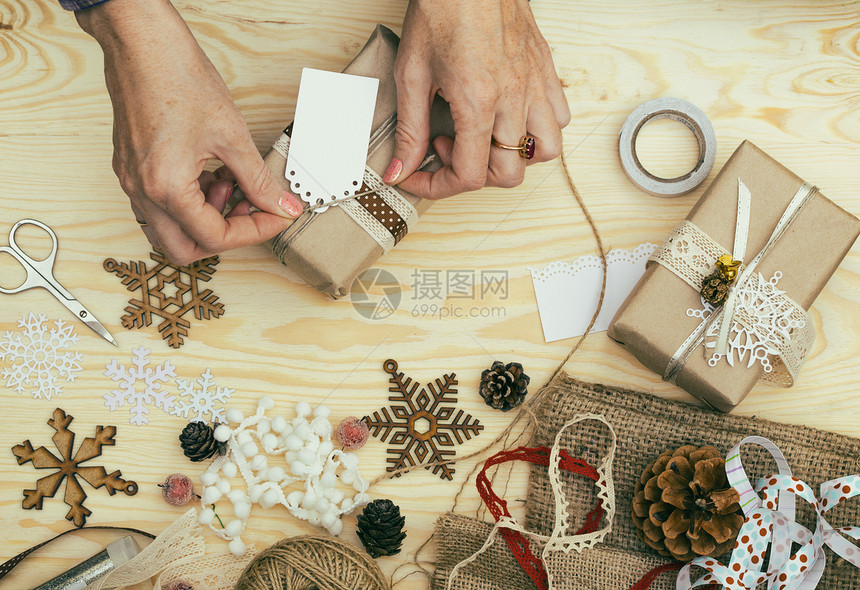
380, 150, 607, 587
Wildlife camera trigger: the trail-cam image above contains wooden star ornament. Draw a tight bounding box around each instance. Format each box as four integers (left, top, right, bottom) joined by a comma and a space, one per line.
104, 251, 224, 348
11, 408, 138, 527
364, 359, 484, 481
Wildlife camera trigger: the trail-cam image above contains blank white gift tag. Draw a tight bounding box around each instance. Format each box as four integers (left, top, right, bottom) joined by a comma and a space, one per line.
529, 243, 657, 342
286, 68, 379, 212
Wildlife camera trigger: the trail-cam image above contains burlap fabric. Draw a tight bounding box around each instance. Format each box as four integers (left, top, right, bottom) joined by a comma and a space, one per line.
434, 374, 860, 590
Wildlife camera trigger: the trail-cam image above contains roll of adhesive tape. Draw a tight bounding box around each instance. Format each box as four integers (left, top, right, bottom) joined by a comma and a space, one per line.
618, 97, 716, 198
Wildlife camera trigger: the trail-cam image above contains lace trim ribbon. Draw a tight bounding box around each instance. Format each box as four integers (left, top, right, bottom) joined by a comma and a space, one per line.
272, 133, 418, 253
87, 509, 205, 590
649, 180, 816, 387
650, 220, 733, 292
86, 509, 258, 590
445, 414, 616, 590
474, 447, 606, 589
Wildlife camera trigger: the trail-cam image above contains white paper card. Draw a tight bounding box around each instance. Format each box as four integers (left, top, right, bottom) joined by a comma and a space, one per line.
529, 243, 657, 342
286, 68, 379, 212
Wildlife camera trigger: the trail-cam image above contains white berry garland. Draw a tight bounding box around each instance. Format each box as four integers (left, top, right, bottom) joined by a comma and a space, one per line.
197, 396, 369, 555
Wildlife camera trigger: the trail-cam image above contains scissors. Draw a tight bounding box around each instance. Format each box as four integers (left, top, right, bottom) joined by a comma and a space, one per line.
0, 219, 117, 346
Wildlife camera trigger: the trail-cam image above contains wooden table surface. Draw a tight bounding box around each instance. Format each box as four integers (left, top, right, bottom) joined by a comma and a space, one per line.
1, 0, 858, 588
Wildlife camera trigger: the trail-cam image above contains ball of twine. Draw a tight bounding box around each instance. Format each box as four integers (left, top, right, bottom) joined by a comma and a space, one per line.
235, 535, 390, 590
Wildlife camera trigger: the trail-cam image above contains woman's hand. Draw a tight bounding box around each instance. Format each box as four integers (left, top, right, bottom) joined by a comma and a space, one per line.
77, 0, 302, 265
388, 0, 570, 199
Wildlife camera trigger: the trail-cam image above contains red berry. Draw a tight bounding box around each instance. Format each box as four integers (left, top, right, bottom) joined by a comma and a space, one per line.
336, 416, 369, 450
160, 473, 196, 506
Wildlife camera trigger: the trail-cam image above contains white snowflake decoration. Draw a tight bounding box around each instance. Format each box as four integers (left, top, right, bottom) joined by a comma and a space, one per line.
687, 271, 805, 374
171, 368, 233, 423
104, 346, 177, 425
0, 313, 82, 400
197, 397, 369, 556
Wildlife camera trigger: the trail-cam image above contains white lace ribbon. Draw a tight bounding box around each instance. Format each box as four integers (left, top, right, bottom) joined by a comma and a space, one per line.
445, 414, 617, 590
272, 133, 418, 252
676, 437, 860, 590
87, 509, 205, 590
85, 509, 258, 590
650, 178, 816, 386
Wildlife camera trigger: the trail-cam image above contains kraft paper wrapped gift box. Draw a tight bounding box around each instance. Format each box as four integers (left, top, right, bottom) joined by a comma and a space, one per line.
608, 141, 860, 412
234, 25, 454, 298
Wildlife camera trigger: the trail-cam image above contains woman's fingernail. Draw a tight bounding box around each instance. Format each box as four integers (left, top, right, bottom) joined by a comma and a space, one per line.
383, 158, 402, 184
279, 191, 303, 218
226, 184, 235, 200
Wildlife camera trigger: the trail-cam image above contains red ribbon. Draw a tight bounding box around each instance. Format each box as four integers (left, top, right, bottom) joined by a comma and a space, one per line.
629, 563, 683, 590
630, 563, 718, 590
476, 446, 605, 590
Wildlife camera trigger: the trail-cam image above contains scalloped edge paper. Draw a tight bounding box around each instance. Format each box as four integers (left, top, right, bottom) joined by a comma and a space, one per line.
529, 243, 657, 342
285, 68, 379, 211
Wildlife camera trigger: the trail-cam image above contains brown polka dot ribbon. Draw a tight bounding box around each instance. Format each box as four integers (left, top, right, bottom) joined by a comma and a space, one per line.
675, 436, 860, 589
269, 130, 414, 248
355, 182, 408, 245
0, 526, 155, 581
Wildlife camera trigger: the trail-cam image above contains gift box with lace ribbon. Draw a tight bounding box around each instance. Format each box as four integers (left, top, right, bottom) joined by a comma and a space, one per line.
233, 25, 454, 298
608, 141, 859, 411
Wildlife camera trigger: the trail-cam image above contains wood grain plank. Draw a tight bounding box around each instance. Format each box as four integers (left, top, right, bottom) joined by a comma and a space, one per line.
1, 0, 858, 588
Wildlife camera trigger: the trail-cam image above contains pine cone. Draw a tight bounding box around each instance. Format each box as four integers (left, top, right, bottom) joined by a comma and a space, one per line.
356, 499, 406, 558
479, 361, 530, 412
700, 270, 730, 307
179, 422, 225, 462
632, 444, 744, 562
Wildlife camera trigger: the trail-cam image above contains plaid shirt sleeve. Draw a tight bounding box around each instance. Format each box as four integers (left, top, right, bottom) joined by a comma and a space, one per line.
58, 0, 111, 11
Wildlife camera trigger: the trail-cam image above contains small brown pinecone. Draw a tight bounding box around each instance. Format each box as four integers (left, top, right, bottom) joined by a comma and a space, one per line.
356, 499, 406, 558
632, 444, 744, 562
479, 361, 530, 412
179, 422, 225, 462
700, 270, 730, 307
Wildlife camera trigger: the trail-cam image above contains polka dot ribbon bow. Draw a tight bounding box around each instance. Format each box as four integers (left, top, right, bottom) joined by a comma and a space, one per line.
676, 435, 860, 590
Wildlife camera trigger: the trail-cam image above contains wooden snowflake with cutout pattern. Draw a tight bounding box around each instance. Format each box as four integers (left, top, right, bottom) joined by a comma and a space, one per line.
364, 359, 484, 481
104, 251, 224, 348
11, 408, 138, 527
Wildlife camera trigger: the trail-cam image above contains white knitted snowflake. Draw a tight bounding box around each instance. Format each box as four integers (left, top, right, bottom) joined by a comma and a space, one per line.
171, 368, 233, 423
0, 313, 82, 400
104, 346, 176, 425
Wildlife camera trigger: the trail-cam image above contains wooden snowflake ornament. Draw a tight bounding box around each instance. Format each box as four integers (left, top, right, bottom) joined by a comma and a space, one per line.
11, 408, 138, 527
364, 359, 484, 481
104, 251, 224, 348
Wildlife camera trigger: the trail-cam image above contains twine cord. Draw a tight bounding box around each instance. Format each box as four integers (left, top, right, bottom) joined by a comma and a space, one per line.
387, 151, 608, 587
235, 535, 389, 590
372, 151, 606, 489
